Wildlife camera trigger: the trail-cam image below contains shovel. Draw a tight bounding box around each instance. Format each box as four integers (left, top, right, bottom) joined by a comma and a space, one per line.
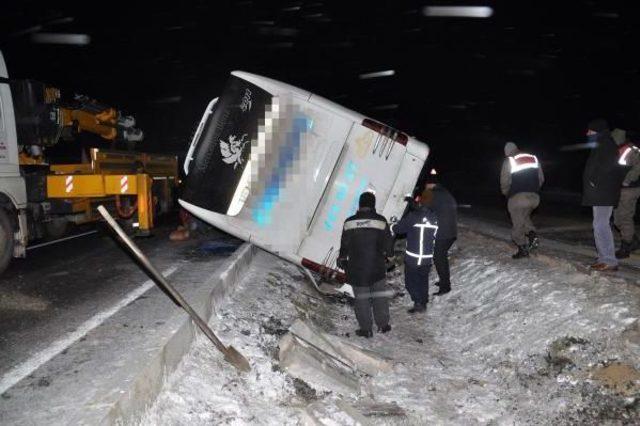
97, 205, 251, 373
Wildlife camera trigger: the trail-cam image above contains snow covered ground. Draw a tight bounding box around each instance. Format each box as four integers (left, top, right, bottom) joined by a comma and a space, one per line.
140, 229, 640, 425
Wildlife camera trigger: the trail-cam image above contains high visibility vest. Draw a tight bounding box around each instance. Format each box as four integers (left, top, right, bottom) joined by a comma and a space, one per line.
508, 153, 539, 173
618, 143, 639, 166
404, 220, 439, 266
507, 153, 540, 197
618, 143, 640, 187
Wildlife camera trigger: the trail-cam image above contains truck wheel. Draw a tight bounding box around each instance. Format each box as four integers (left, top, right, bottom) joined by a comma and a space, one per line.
45, 218, 69, 240
0, 209, 14, 275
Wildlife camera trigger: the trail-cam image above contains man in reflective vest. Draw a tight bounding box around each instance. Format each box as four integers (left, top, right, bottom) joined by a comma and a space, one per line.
338, 192, 394, 338
500, 142, 544, 259
612, 128, 640, 258
391, 190, 438, 314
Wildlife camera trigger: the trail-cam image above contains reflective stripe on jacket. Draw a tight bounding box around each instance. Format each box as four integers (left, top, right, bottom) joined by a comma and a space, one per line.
618, 143, 639, 166
339, 208, 393, 286
391, 207, 438, 267
618, 143, 640, 188
507, 153, 541, 197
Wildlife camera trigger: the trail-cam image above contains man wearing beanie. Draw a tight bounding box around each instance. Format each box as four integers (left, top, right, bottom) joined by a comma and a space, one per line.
611, 128, 640, 259
421, 169, 458, 296
391, 189, 439, 314
500, 141, 544, 258
583, 119, 625, 271
338, 192, 394, 338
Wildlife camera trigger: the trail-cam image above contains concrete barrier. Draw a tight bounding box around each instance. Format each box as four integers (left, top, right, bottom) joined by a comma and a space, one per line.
99, 243, 256, 425
278, 319, 393, 398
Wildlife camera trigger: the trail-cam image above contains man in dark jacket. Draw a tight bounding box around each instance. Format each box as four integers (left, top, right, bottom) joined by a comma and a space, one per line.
338, 192, 394, 338
420, 170, 457, 296
500, 142, 544, 259
582, 119, 625, 271
391, 190, 439, 314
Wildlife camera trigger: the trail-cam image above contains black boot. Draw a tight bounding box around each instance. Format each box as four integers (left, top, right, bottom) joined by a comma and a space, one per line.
527, 231, 539, 251
434, 287, 451, 296
616, 240, 632, 259
355, 329, 373, 338
512, 245, 529, 259
407, 303, 427, 314
378, 324, 392, 333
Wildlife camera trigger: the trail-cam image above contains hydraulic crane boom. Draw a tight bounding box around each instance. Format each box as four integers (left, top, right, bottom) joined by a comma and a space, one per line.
60, 94, 143, 143
10, 78, 143, 156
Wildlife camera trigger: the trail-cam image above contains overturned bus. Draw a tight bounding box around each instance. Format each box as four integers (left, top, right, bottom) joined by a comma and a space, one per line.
179, 71, 429, 289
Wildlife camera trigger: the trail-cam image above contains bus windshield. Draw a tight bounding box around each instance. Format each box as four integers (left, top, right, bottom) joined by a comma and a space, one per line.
181, 75, 272, 215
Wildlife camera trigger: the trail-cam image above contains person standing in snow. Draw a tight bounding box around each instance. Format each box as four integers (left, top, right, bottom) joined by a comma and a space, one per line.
611, 128, 640, 259
582, 119, 626, 271
391, 189, 439, 314
338, 192, 394, 338
500, 142, 544, 259
420, 169, 458, 296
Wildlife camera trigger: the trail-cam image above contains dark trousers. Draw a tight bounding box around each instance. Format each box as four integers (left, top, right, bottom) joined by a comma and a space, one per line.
434, 238, 455, 291
353, 280, 392, 331
404, 261, 431, 305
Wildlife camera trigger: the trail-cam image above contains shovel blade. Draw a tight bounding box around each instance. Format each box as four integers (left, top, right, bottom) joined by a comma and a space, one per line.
224, 346, 251, 372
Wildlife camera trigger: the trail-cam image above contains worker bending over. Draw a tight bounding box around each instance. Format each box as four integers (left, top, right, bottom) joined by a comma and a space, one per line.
500, 142, 544, 259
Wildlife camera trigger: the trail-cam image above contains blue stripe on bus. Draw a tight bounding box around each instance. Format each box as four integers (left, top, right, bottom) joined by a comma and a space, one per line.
323, 160, 369, 231
348, 179, 369, 216
253, 114, 313, 226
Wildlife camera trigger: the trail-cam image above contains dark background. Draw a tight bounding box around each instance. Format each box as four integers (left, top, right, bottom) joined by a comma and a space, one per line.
2, 0, 638, 202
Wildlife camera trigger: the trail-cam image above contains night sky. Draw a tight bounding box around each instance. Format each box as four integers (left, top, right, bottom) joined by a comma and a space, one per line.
2, 0, 638, 199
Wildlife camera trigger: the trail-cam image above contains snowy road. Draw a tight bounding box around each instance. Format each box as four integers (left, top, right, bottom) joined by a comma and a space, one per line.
140, 229, 640, 425
0, 226, 217, 382
0, 225, 242, 424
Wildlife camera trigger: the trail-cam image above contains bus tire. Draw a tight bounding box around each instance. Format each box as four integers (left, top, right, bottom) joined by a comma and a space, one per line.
0, 208, 14, 275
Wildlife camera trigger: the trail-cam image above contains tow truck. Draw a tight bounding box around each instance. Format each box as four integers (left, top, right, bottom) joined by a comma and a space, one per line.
0, 51, 178, 274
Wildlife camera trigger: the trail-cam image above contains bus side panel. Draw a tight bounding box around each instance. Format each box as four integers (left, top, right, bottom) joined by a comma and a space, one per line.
381, 151, 428, 222
293, 99, 353, 231
296, 123, 405, 268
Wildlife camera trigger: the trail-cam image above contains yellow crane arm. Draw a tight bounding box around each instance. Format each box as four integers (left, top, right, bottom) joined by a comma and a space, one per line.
61, 107, 120, 140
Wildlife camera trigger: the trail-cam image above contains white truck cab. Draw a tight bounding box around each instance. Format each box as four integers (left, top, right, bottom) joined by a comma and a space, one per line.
0, 51, 29, 272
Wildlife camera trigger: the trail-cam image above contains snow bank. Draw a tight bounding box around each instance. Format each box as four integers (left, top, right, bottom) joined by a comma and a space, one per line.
140, 230, 640, 425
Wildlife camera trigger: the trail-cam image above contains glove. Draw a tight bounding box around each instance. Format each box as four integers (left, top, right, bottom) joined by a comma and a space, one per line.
404, 196, 419, 211
385, 256, 396, 272
337, 257, 348, 270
